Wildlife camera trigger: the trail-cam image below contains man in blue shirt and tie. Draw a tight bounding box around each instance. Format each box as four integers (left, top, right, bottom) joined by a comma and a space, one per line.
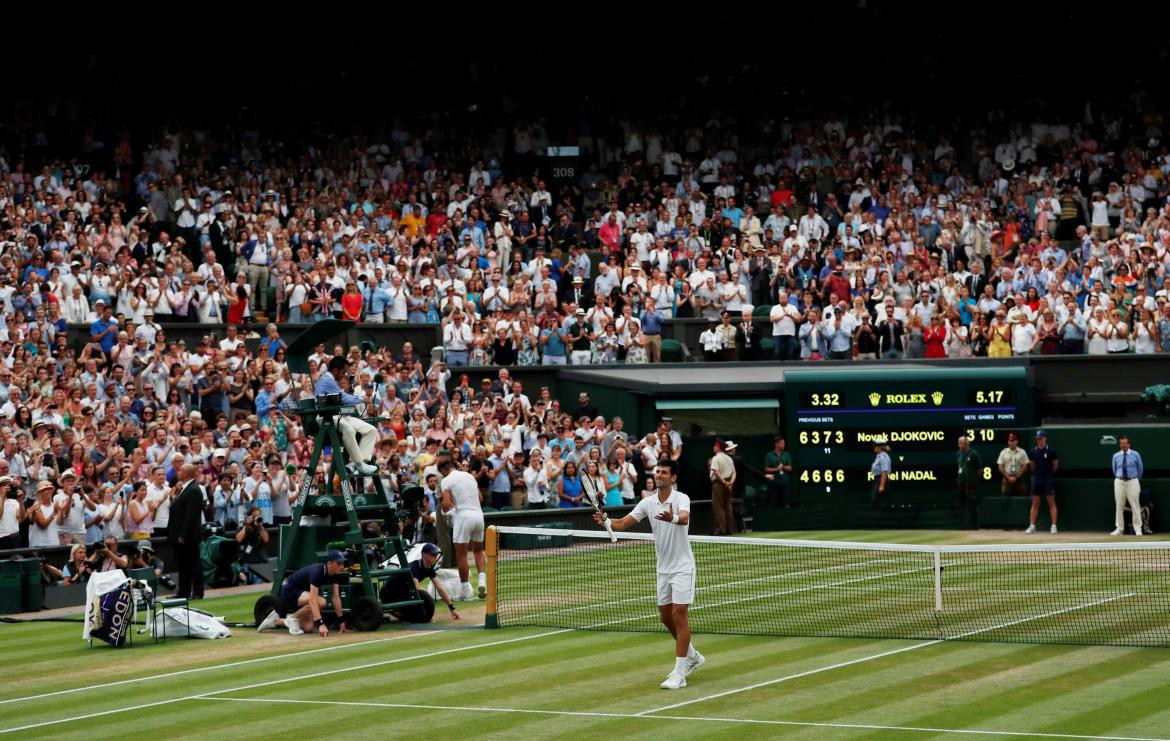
315, 356, 365, 406
315, 356, 378, 475
1110, 435, 1145, 536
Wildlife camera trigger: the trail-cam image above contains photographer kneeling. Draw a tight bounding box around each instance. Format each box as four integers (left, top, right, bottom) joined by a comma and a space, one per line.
234, 506, 270, 584
257, 550, 348, 637
381, 542, 460, 623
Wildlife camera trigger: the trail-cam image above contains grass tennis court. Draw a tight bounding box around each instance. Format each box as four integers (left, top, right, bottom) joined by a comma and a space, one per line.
2, 530, 1170, 740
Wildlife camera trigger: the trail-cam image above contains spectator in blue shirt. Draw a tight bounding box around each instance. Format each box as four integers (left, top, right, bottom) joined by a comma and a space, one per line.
365, 281, 393, 322
90, 303, 118, 355
486, 442, 511, 509
255, 377, 276, 423
821, 314, 853, 360
258, 324, 286, 358
539, 316, 567, 365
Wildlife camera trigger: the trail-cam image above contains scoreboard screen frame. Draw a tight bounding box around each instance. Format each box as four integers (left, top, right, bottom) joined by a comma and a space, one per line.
783, 367, 1034, 502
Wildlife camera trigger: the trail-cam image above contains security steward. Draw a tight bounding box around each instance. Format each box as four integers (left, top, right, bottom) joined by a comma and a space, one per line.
257, 550, 349, 636
997, 433, 1029, 496
955, 435, 982, 527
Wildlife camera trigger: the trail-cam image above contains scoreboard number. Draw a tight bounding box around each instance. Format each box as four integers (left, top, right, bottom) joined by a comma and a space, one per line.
800, 392, 841, 407
798, 430, 845, 445
800, 469, 846, 484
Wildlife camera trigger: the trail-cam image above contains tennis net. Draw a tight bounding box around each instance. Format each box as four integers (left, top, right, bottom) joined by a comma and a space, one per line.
486, 526, 1170, 647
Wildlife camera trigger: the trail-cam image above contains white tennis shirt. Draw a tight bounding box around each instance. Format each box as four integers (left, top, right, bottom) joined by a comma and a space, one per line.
630, 488, 694, 574
442, 470, 482, 512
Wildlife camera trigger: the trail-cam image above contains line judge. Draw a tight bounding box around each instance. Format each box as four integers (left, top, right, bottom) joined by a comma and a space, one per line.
1110, 435, 1144, 536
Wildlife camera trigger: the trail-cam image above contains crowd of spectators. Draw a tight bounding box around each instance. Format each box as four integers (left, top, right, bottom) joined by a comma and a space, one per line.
3, 100, 1170, 572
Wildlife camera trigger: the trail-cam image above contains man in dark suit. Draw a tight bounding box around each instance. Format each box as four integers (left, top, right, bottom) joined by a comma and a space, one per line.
736, 308, 764, 361
966, 261, 989, 299
167, 463, 205, 599
209, 211, 233, 268
878, 306, 905, 359
748, 246, 773, 307
552, 212, 578, 249
558, 274, 592, 308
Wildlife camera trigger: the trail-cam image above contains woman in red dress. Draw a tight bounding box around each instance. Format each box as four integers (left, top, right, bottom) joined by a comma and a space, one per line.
226, 284, 249, 324
923, 315, 948, 358
341, 282, 363, 322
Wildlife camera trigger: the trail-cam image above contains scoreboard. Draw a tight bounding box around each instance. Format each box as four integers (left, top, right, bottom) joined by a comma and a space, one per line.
783, 367, 1035, 508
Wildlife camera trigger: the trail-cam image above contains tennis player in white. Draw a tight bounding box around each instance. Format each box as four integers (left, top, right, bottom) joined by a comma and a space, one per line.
596, 459, 704, 689
438, 459, 487, 600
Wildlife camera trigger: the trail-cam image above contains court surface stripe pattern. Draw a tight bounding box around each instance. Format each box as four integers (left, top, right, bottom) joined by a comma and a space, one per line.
0, 629, 570, 735
195, 697, 1170, 741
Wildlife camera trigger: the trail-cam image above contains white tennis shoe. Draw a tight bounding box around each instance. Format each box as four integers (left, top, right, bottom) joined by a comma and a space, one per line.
660, 671, 687, 690
1110, 528, 1123, 536
286, 618, 304, 635
257, 610, 279, 633
460, 584, 475, 601
478, 573, 487, 598
1024, 525, 1036, 534
684, 652, 705, 677
1050, 524, 1058, 534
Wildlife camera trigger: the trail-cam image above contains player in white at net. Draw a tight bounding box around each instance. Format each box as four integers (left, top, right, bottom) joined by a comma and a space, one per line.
438, 458, 487, 600
595, 458, 704, 689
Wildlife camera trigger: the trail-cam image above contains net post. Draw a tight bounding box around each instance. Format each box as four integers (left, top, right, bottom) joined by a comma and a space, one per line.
933, 547, 943, 613
485, 525, 499, 629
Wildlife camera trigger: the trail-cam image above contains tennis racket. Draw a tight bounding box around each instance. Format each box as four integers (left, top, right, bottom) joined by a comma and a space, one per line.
581, 474, 617, 542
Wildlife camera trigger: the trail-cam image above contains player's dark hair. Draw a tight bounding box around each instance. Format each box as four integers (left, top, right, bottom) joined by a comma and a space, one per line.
656, 459, 678, 478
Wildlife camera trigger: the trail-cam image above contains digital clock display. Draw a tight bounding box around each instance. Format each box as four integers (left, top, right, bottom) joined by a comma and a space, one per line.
799, 392, 842, 408
967, 389, 1015, 405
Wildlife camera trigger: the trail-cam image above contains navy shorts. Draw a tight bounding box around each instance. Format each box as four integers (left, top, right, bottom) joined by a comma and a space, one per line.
1031, 481, 1055, 497
280, 584, 306, 611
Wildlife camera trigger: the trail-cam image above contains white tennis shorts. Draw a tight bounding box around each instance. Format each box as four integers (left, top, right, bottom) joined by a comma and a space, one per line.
656, 569, 695, 606
452, 510, 485, 544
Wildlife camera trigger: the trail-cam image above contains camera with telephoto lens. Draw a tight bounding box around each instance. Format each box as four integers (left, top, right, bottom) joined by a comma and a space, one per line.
399, 485, 424, 515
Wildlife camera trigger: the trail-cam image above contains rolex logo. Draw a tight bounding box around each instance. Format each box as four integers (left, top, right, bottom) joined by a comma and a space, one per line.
931, 391, 944, 406
868, 393, 881, 407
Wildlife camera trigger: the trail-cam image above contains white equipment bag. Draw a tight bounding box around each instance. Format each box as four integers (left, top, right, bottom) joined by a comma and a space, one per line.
151, 606, 232, 639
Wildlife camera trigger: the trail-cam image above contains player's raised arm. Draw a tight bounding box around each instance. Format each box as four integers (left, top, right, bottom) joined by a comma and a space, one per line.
594, 508, 638, 532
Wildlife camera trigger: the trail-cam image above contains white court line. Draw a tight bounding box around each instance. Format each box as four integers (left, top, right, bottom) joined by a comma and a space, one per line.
196, 697, 1170, 741
0, 629, 571, 735
638, 593, 1135, 716
0, 628, 439, 705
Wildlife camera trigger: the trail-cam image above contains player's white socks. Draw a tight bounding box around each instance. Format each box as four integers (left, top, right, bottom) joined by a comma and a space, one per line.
687, 643, 699, 659
478, 572, 486, 587
674, 657, 688, 674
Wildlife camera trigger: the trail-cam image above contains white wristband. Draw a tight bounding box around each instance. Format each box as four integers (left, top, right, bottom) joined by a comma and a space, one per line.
671, 513, 680, 525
